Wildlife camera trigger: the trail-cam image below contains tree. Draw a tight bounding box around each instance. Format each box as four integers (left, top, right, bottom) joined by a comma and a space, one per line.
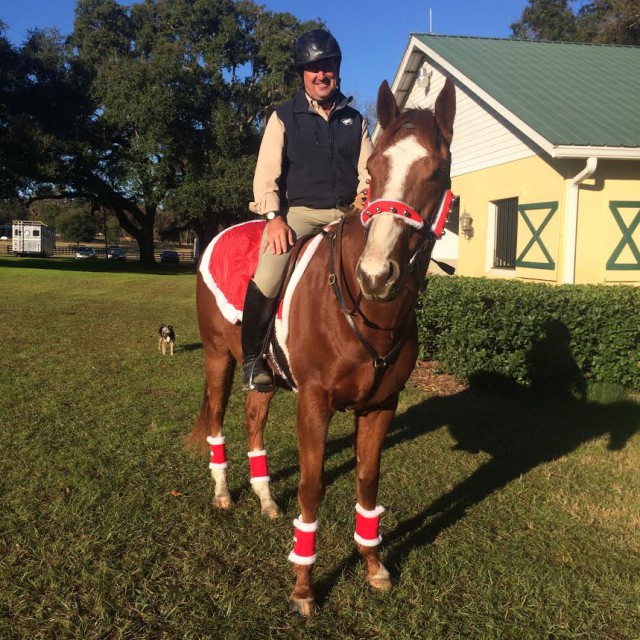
56, 204, 98, 243
69, 0, 323, 257
5, 1, 321, 262
510, 0, 577, 41
0, 22, 38, 200
511, 0, 639, 44
575, 0, 640, 45
0, 199, 26, 226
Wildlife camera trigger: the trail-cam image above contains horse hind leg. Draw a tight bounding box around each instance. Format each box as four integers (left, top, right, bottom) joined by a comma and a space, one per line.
245, 390, 280, 519
185, 349, 235, 510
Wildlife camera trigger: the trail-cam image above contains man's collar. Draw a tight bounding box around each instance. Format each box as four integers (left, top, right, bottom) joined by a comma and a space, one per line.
293, 89, 351, 115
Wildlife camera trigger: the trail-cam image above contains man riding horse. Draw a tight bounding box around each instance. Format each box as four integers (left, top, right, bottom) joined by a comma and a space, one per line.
241, 28, 373, 391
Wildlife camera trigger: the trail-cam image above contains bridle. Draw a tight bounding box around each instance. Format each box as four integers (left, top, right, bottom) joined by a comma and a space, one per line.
323, 188, 456, 408
360, 188, 456, 277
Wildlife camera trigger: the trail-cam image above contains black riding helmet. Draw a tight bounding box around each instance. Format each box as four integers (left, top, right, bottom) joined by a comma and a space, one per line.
293, 29, 342, 71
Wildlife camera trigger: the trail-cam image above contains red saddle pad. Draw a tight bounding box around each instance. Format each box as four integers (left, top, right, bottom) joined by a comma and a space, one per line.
199, 220, 266, 323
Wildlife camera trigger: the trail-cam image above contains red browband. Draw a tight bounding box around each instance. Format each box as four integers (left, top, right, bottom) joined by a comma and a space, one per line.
361, 199, 424, 229
360, 189, 456, 240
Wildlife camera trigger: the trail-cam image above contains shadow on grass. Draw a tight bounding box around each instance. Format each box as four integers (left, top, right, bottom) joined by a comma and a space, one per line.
0, 256, 196, 276
383, 382, 638, 573
314, 319, 640, 604
179, 342, 203, 353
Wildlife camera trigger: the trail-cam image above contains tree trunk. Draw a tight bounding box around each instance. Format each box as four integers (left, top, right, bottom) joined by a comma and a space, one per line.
113, 204, 157, 263
138, 207, 156, 264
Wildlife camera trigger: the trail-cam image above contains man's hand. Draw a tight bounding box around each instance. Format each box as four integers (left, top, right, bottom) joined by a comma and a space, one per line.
351, 189, 368, 212
263, 216, 294, 255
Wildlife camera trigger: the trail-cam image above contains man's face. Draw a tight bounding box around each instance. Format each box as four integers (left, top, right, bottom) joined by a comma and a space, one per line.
302, 58, 338, 103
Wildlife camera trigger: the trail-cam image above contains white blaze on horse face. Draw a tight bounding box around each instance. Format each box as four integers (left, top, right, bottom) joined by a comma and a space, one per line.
381, 134, 429, 201
360, 134, 428, 279
359, 214, 402, 279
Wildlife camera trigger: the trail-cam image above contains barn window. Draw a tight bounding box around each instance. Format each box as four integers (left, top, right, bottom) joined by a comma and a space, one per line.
494, 197, 518, 269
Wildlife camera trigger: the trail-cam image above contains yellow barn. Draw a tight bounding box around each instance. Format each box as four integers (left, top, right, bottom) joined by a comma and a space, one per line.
382, 35, 640, 285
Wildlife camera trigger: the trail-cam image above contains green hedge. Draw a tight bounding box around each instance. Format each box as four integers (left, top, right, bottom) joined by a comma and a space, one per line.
417, 276, 640, 392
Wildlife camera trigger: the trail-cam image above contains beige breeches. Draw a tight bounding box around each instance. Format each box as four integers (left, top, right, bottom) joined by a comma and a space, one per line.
252, 206, 343, 298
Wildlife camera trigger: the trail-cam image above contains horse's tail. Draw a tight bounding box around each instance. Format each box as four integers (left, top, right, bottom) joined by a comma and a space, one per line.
184, 380, 211, 455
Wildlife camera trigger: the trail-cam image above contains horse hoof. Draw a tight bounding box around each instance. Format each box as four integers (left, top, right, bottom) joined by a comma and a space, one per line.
289, 597, 315, 617
213, 496, 233, 510
368, 574, 392, 591
367, 565, 392, 591
261, 503, 281, 520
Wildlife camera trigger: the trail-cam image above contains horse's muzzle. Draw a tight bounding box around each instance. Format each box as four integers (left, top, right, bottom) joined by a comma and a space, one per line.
356, 259, 402, 301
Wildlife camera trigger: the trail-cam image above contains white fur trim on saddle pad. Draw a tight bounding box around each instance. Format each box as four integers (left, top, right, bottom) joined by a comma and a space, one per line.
273, 222, 338, 388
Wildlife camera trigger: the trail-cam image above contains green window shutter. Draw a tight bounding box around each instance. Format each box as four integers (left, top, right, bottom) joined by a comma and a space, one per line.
515, 202, 558, 270
606, 201, 640, 271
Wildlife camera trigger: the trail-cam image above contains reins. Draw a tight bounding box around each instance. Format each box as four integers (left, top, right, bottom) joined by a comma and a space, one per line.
322, 215, 415, 408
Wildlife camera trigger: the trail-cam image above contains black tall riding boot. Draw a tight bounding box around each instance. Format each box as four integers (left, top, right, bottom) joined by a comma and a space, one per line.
241, 280, 277, 391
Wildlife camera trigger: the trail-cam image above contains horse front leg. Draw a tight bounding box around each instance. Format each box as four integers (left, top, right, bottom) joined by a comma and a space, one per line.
289, 385, 332, 616
353, 393, 398, 591
245, 390, 280, 519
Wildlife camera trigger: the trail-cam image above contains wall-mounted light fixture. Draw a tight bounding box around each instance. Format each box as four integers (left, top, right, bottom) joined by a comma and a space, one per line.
416, 65, 432, 90
459, 211, 474, 239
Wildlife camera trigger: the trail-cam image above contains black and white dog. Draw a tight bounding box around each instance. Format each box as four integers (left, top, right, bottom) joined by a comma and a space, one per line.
158, 324, 176, 356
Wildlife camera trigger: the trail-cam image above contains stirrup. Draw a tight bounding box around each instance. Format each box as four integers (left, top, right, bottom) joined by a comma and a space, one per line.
242, 357, 274, 392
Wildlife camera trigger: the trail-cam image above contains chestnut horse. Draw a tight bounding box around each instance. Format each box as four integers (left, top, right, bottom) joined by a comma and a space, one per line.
188, 78, 456, 614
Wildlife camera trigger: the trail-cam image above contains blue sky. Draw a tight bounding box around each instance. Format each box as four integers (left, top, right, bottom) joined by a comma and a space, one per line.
1, 0, 528, 107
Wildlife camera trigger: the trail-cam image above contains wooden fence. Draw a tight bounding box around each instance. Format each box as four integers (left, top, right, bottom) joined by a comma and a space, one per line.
4, 244, 195, 263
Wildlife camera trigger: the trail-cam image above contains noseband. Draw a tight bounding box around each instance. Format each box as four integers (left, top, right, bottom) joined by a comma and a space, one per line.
360, 189, 456, 274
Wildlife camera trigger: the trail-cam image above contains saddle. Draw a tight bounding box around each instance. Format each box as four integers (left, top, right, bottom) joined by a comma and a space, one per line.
199, 219, 326, 390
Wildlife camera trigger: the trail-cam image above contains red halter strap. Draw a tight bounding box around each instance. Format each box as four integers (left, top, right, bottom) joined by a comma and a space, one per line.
360, 189, 456, 239
360, 199, 424, 229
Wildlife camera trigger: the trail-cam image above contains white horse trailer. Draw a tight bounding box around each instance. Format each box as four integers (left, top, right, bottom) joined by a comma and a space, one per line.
12, 221, 56, 257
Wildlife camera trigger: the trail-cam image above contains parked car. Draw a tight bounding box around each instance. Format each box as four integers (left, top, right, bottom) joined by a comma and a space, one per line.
75, 247, 97, 260
160, 250, 180, 264
107, 247, 126, 261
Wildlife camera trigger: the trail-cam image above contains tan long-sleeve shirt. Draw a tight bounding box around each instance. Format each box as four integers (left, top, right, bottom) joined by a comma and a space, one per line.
250, 93, 373, 215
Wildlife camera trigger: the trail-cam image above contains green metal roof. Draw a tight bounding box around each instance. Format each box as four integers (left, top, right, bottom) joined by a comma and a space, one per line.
412, 35, 640, 149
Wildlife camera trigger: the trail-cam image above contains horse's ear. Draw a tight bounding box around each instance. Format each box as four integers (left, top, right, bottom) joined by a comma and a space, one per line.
377, 80, 399, 130
434, 77, 456, 143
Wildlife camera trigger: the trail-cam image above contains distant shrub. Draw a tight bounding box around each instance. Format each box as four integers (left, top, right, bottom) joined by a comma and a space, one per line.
417, 276, 640, 392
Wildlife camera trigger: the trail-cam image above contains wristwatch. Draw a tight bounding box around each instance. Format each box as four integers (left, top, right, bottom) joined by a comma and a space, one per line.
265, 211, 279, 221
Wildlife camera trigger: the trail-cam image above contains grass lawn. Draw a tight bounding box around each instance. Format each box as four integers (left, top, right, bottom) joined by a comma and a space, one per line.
1, 256, 639, 639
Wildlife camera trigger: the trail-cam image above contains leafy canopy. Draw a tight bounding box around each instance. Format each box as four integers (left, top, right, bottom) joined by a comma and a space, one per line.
511, 0, 640, 45
2, 1, 321, 260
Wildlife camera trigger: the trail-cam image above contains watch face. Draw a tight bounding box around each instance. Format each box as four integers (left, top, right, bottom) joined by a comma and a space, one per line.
266, 211, 277, 220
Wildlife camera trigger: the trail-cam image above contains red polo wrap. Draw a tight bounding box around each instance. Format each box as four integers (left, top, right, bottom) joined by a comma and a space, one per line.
292, 527, 316, 558
354, 504, 385, 546
356, 511, 380, 541
249, 452, 268, 479
207, 436, 227, 468
288, 517, 318, 565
